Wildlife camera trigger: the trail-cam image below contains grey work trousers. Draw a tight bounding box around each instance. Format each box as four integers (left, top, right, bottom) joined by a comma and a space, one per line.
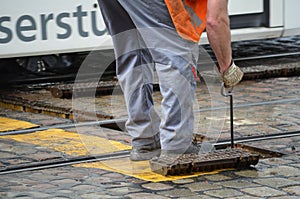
97, 0, 199, 151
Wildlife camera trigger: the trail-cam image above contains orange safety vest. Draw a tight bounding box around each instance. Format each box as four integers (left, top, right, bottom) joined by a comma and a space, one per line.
165, 0, 207, 42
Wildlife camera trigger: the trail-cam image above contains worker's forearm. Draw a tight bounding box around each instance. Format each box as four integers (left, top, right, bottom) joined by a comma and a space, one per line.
206, 0, 232, 73
206, 19, 232, 73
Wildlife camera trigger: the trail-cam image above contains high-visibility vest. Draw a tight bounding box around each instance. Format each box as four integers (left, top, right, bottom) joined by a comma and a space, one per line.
165, 0, 207, 42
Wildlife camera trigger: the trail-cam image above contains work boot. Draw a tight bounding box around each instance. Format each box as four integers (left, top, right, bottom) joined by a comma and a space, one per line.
162, 143, 199, 155
130, 141, 161, 161
155, 143, 200, 163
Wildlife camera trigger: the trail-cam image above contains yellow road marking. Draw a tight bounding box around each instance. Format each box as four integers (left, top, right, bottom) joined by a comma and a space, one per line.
75, 159, 225, 182
2, 128, 131, 156
0, 117, 39, 132
1, 117, 228, 181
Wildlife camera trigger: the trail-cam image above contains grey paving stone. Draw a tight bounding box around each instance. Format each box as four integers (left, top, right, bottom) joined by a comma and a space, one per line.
159, 188, 197, 198
55, 190, 74, 195
97, 181, 131, 188
242, 187, 287, 197
71, 184, 100, 192
51, 178, 81, 185
57, 171, 90, 179
253, 177, 300, 188
141, 182, 173, 191
226, 196, 264, 199
14, 178, 40, 186
5, 158, 33, 166
126, 192, 169, 199
81, 193, 122, 199
184, 182, 222, 192
260, 158, 293, 165
26, 191, 52, 198
269, 196, 300, 199
282, 186, 300, 196
0, 151, 15, 158
30, 183, 57, 189
289, 176, 300, 182
234, 170, 261, 178
215, 179, 258, 188
107, 187, 139, 196
263, 166, 300, 177
3, 185, 30, 192
102, 172, 126, 179
28, 172, 61, 181
172, 178, 194, 184
204, 174, 231, 181
13, 197, 32, 199
0, 192, 17, 199
27, 152, 61, 161
179, 195, 218, 199
204, 188, 244, 198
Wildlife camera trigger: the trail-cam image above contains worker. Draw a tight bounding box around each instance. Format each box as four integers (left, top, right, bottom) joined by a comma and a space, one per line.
96, 0, 243, 161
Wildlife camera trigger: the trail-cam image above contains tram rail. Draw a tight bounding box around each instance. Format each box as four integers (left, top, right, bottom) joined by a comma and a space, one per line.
0, 130, 298, 175
234, 51, 300, 62
1, 97, 300, 136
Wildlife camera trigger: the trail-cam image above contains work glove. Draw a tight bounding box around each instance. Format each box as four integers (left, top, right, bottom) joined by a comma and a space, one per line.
221, 61, 244, 88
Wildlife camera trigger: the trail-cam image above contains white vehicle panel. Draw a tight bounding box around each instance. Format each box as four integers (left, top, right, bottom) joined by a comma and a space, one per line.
1, 0, 300, 59
269, 0, 284, 27
283, 0, 300, 36
228, 0, 263, 15
0, 0, 112, 58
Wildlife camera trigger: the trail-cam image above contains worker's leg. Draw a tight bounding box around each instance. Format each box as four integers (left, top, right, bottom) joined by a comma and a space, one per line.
118, 0, 200, 152
97, 0, 161, 158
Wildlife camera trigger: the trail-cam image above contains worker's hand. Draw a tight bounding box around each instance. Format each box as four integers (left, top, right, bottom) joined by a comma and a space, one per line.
221, 61, 244, 88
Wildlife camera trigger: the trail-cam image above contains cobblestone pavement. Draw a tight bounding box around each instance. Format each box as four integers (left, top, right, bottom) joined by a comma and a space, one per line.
0, 75, 299, 198
1, 51, 300, 199
1, 76, 300, 167
0, 136, 299, 199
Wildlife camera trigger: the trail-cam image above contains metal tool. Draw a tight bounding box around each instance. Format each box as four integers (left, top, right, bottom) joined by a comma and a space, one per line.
221, 83, 235, 148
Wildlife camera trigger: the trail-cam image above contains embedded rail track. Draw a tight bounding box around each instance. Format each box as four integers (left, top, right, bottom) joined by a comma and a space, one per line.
0, 130, 298, 175
1, 98, 299, 175
1, 97, 299, 136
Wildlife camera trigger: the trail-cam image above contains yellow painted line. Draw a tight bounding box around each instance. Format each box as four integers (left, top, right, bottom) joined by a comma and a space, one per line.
75, 159, 226, 182
0, 117, 39, 132
1, 128, 131, 156
1, 118, 228, 182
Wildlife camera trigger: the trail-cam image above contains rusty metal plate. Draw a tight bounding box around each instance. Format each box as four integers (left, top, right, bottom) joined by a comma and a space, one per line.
150, 148, 260, 176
